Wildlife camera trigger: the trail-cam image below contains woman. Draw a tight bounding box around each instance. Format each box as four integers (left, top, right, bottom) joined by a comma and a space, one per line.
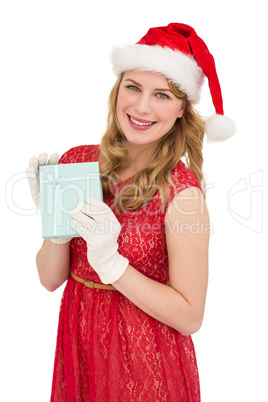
27, 23, 234, 401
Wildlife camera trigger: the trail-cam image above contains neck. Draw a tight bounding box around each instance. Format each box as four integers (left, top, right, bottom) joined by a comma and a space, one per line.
121, 140, 157, 170
116, 140, 158, 182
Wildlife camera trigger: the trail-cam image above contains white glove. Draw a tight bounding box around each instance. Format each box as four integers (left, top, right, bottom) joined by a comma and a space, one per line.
26, 153, 59, 209
70, 196, 129, 284
26, 153, 72, 244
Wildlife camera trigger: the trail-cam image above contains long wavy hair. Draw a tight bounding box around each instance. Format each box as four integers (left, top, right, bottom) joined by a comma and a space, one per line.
99, 73, 205, 213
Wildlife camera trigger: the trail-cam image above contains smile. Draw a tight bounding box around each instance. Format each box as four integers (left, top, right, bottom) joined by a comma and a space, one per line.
127, 114, 156, 127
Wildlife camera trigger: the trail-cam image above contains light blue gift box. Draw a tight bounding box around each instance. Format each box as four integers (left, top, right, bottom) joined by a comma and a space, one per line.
39, 162, 103, 239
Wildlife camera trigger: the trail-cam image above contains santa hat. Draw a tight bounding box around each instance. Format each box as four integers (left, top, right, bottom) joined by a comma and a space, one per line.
111, 23, 235, 142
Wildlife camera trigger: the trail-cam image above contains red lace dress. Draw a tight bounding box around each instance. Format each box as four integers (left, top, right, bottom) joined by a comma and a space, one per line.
50, 145, 202, 402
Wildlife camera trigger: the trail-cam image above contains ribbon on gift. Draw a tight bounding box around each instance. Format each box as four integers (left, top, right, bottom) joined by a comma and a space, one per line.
45, 165, 100, 237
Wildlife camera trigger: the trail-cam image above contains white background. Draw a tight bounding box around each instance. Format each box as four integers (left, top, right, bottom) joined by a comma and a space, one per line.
1, 1, 267, 401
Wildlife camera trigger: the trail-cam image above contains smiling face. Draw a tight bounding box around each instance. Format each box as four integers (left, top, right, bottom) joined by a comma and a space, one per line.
116, 70, 186, 148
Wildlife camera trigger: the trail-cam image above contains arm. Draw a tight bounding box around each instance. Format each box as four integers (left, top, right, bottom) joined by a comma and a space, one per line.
113, 186, 209, 335
36, 240, 71, 292
72, 189, 209, 335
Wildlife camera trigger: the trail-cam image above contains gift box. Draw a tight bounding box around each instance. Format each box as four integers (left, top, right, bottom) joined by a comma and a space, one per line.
39, 162, 103, 239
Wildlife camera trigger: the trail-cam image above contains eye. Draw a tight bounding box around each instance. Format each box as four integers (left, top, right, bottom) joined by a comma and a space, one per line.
127, 85, 140, 92
157, 92, 169, 99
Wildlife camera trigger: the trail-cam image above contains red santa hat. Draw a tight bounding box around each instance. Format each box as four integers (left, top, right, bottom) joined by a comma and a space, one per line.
111, 23, 235, 142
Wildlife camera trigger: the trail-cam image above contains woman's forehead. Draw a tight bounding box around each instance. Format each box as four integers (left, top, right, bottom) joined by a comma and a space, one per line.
122, 70, 169, 87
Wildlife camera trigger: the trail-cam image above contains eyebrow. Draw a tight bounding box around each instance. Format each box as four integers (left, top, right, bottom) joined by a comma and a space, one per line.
124, 78, 172, 92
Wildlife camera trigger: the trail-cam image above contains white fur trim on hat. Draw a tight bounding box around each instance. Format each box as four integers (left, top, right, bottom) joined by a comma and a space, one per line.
205, 114, 236, 142
111, 44, 204, 104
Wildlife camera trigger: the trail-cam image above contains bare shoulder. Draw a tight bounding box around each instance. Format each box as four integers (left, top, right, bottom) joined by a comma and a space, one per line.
165, 186, 209, 228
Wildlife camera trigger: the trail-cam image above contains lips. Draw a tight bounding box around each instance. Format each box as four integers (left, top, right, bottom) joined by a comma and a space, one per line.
127, 114, 157, 129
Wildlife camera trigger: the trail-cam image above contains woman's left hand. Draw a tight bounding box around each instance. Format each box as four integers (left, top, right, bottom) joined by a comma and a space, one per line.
70, 196, 129, 284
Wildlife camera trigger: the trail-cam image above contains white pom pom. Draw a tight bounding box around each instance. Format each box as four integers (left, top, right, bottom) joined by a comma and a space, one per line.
205, 114, 235, 142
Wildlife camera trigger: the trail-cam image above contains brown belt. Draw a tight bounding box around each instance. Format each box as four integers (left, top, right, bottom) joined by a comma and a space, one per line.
70, 271, 117, 291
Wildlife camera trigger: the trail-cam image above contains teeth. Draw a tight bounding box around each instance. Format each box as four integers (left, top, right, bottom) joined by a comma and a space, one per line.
129, 116, 154, 126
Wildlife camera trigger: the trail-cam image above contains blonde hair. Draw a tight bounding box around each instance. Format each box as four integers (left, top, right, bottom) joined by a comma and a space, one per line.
99, 73, 205, 213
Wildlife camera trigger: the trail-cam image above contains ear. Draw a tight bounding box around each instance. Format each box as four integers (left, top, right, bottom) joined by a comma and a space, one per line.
177, 101, 186, 118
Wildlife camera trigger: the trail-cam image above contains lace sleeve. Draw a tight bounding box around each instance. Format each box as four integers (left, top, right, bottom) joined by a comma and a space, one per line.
164, 161, 203, 213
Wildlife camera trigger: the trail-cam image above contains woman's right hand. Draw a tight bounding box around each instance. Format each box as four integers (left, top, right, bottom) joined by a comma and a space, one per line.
26, 153, 72, 245
26, 153, 59, 210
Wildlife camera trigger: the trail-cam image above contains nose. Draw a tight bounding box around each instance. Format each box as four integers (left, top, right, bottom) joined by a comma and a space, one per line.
134, 93, 152, 115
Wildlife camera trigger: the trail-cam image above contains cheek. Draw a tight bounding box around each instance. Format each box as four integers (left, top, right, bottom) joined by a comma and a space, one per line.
116, 92, 131, 114
159, 106, 180, 123
116, 94, 129, 128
